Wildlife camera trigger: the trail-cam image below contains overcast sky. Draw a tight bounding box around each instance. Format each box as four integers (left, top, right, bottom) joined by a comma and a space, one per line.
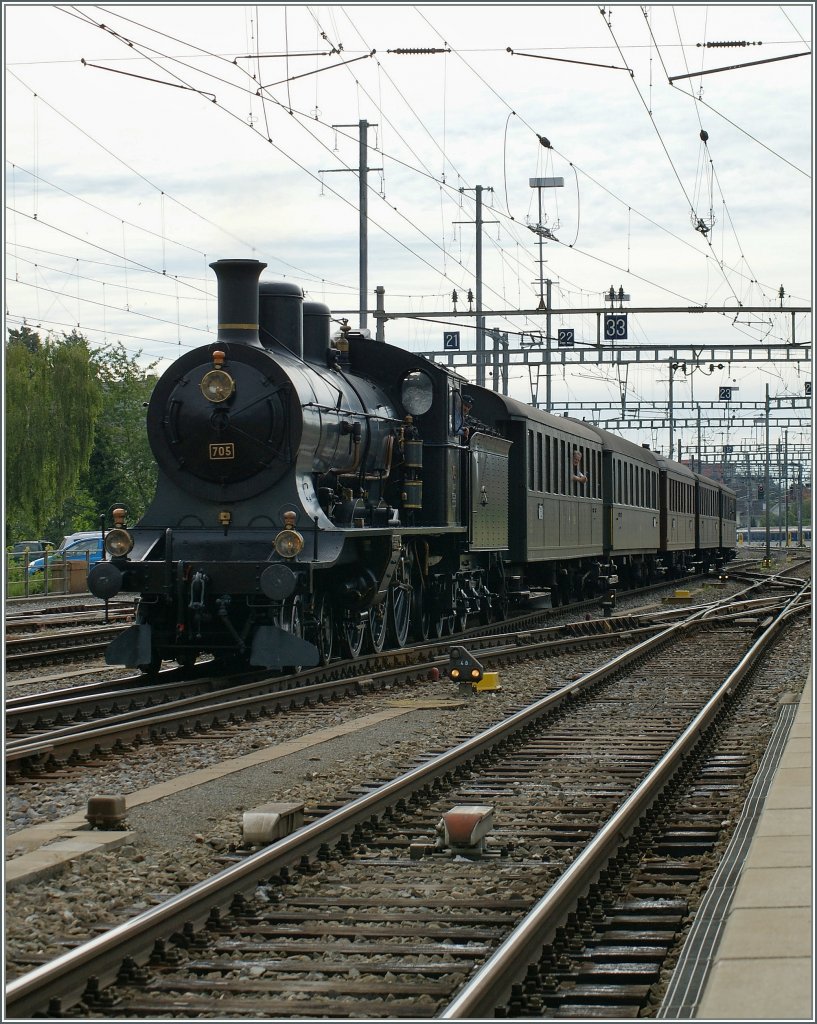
3, 3, 813, 456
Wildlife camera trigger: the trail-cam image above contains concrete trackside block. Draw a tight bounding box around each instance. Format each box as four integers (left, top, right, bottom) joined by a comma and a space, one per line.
441, 804, 495, 854
242, 801, 304, 846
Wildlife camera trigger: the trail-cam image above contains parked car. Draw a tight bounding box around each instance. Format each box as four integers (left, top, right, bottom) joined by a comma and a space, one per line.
27, 533, 104, 576
9, 540, 52, 561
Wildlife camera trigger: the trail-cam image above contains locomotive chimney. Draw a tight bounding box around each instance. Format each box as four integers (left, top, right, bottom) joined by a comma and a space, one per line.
210, 259, 267, 346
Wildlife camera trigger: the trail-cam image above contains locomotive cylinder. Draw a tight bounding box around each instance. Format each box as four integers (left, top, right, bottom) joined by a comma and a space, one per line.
210, 259, 267, 346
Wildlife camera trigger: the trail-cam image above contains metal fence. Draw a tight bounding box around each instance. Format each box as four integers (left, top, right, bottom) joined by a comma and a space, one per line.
4, 552, 92, 600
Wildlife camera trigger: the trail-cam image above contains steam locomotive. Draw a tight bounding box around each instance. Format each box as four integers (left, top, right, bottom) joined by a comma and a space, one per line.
89, 258, 737, 673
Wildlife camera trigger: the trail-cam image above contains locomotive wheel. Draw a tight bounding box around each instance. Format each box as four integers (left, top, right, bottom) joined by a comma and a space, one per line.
310, 593, 334, 666
479, 595, 495, 625
454, 581, 468, 633
443, 578, 458, 635
429, 585, 446, 639
388, 555, 412, 649
409, 557, 431, 641
367, 599, 389, 653
339, 613, 365, 660
411, 581, 430, 641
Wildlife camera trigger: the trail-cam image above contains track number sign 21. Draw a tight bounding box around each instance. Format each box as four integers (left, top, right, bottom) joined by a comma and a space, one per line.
604, 314, 628, 341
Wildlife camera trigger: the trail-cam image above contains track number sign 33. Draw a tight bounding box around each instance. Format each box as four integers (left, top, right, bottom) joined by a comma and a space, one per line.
604, 313, 628, 341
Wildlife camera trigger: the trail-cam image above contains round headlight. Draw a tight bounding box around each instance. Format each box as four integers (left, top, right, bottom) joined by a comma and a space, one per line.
273, 529, 304, 559
105, 528, 134, 558
400, 369, 434, 416
200, 368, 235, 403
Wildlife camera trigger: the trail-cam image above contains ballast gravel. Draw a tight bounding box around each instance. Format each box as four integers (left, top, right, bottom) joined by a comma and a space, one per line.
4, 573, 810, 982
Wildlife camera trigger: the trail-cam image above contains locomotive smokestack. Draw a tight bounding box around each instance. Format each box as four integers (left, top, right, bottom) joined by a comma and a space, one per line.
210, 259, 267, 346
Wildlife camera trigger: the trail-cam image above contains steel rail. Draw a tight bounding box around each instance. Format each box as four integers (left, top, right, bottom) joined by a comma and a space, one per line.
439, 590, 809, 1018
5, 606, 704, 1018
4, 619, 665, 766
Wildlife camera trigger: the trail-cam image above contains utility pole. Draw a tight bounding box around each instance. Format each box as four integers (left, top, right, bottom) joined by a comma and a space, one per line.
763, 383, 772, 567
668, 360, 686, 459
546, 279, 552, 410
455, 186, 496, 388
486, 328, 509, 394
697, 406, 702, 474
529, 177, 563, 411
321, 120, 381, 330
797, 462, 804, 547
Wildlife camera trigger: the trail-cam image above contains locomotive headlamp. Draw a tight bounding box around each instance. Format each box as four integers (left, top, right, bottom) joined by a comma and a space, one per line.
201, 368, 235, 403
273, 512, 304, 559
104, 528, 134, 558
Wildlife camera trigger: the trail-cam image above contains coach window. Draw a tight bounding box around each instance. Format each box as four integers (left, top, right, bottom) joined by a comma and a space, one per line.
536, 433, 543, 491
556, 438, 562, 494
528, 430, 534, 490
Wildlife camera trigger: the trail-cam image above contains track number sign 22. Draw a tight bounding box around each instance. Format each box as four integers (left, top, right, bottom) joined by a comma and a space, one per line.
604, 313, 628, 341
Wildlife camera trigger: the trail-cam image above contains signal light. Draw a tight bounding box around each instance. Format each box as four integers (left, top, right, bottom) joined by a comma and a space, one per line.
448, 646, 484, 684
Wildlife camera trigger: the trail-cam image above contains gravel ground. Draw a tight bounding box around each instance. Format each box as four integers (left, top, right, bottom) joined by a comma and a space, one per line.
4, 565, 810, 980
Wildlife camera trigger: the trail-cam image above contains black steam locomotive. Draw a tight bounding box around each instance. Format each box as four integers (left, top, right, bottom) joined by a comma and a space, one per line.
89, 259, 737, 673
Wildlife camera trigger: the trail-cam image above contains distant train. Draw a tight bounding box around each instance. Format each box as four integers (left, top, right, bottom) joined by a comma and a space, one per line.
88, 258, 737, 673
737, 525, 811, 545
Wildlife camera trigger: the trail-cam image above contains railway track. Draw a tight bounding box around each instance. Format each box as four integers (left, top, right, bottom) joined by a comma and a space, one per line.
4, 611, 654, 780
5, 573, 792, 783
4, 567, 802, 782
5, 580, 808, 1018
4, 625, 128, 671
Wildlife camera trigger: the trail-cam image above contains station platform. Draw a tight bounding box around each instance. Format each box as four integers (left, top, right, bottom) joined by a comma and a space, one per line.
659, 669, 813, 1020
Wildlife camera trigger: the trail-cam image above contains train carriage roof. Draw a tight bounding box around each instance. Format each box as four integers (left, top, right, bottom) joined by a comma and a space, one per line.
488, 393, 601, 444
581, 423, 663, 466
651, 451, 698, 481
693, 472, 737, 498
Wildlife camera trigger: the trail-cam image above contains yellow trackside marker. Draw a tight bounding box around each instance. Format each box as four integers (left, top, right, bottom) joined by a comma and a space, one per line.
472, 672, 500, 692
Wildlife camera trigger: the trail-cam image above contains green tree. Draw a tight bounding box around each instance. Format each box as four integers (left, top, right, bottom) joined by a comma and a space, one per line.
5, 328, 102, 540
85, 342, 159, 524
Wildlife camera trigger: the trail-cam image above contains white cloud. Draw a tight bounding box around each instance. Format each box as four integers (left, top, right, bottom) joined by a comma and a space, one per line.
4, 3, 812, 443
